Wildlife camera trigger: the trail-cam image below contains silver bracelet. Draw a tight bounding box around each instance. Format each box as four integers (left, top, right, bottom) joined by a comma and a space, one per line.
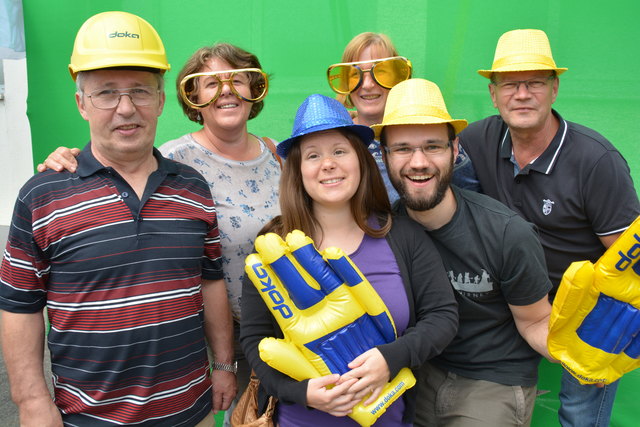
212, 361, 238, 374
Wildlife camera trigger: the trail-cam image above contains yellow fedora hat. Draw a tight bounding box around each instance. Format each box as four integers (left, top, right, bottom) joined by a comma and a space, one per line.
478, 29, 568, 78
371, 78, 467, 139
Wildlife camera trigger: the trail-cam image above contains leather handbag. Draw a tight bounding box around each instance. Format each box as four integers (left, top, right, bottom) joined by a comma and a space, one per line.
230, 374, 277, 427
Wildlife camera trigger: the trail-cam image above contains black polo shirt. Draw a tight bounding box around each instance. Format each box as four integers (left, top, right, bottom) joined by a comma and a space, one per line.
459, 110, 640, 293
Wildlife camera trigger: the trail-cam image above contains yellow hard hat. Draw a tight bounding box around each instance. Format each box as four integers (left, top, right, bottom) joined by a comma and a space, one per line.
69, 11, 170, 80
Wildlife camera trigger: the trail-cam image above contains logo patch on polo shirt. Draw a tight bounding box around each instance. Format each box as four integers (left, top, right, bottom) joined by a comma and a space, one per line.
542, 199, 555, 216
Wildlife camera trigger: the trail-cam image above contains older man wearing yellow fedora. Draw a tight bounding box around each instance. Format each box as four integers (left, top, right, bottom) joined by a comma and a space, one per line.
373, 78, 554, 427
459, 29, 640, 427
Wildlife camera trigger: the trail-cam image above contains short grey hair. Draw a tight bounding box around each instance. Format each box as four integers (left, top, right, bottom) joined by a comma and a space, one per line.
75, 69, 165, 94
490, 69, 557, 85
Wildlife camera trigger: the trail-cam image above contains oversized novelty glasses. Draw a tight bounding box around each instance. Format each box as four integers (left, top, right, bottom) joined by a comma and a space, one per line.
327, 56, 412, 95
179, 68, 269, 109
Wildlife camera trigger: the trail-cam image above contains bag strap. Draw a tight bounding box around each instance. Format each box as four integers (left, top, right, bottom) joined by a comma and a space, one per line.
262, 136, 283, 169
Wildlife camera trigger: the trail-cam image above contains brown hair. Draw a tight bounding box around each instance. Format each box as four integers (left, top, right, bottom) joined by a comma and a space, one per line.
379, 123, 457, 146
337, 33, 399, 109
265, 128, 391, 245
176, 43, 265, 124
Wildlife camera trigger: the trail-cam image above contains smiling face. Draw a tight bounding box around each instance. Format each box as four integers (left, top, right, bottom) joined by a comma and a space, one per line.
299, 129, 361, 211
384, 124, 456, 211
196, 57, 253, 132
350, 45, 392, 126
76, 69, 165, 163
489, 70, 559, 134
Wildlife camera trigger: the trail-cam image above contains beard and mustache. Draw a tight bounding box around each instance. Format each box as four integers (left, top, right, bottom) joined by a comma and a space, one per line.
388, 150, 454, 212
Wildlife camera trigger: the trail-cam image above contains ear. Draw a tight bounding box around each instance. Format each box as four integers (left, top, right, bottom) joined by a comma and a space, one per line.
451, 137, 460, 160
488, 83, 498, 108
551, 77, 560, 104
76, 92, 89, 121
157, 91, 166, 116
382, 143, 396, 177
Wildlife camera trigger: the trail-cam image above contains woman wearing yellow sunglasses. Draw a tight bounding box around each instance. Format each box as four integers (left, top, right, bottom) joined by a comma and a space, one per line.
327, 33, 413, 202
327, 33, 481, 200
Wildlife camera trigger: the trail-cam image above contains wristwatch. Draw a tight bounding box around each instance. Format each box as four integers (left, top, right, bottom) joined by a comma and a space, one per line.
212, 360, 238, 374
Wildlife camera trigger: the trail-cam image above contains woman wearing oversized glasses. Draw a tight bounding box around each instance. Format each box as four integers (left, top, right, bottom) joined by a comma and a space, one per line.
327, 33, 412, 203
162, 44, 280, 423
327, 33, 481, 199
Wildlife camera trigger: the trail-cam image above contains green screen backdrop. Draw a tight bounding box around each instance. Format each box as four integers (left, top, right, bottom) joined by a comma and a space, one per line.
22, 1, 640, 426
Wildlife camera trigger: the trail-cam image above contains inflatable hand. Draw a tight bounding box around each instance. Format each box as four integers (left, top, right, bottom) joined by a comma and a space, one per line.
548, 216, 640, 384
244, 230, 415, 426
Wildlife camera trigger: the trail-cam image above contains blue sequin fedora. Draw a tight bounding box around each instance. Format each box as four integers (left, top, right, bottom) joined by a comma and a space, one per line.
276, 94, 374, 159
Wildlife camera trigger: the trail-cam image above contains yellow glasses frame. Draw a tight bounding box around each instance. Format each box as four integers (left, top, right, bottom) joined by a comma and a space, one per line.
326, 56, 412, 95
179, 68, 269, 109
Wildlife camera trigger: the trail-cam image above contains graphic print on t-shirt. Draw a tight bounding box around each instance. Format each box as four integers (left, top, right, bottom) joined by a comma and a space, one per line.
448, 269, 494, 297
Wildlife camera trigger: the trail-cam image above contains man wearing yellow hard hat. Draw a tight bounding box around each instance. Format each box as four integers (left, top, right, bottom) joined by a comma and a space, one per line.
459, 29, 640, 427
373, 78, 554, 426
0, 11, 235, 426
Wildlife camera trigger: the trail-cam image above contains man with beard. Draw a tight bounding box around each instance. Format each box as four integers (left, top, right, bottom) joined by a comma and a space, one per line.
373, 78, 554, 427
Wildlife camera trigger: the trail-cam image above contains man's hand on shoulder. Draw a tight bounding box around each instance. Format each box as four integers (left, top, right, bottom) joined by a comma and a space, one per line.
36, 147, 80, 173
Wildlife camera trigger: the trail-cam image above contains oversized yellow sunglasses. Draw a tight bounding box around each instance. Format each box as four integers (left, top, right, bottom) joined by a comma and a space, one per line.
179, 68, 269, 109
327, 56, 412, 95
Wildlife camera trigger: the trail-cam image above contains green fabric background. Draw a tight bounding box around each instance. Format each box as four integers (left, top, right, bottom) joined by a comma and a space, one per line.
22, 1, 640, 425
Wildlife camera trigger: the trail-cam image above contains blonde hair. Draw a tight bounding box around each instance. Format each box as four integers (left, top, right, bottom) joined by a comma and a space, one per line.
337, 33, 399, 109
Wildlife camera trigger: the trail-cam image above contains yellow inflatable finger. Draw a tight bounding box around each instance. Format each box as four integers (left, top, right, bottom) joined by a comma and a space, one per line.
548, 215, 640, 384
245, 230, 416, 426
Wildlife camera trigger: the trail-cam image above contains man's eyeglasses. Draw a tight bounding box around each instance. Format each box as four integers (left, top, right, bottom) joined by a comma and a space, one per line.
493, 75, 555, 95
327, 56, 412, 95
84, 86, 159, 110
384, 141, 451, 158
179, 68, 268, 109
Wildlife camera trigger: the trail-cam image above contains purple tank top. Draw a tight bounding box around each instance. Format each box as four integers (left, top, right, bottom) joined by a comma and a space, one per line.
277, 228, 411, 426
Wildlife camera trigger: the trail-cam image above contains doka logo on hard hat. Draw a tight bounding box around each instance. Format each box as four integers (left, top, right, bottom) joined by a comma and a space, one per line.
109, 31, 140, 39
69, 11, 170, 80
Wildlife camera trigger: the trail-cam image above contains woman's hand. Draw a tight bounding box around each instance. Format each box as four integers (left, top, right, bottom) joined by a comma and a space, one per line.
306, 374, 359, 417
37, 147, 81, 173
342, 348, 391, 405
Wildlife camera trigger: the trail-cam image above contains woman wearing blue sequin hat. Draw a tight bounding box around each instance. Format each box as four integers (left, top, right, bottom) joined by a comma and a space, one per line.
240, 94, 458, 426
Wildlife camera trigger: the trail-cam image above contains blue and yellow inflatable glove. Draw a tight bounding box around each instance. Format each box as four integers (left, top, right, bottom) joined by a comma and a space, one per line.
548, 215, 640, 384
244, 230, 415, 426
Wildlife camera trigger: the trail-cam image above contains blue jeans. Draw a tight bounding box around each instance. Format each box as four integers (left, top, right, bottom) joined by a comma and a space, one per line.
559, 368, 619, 427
